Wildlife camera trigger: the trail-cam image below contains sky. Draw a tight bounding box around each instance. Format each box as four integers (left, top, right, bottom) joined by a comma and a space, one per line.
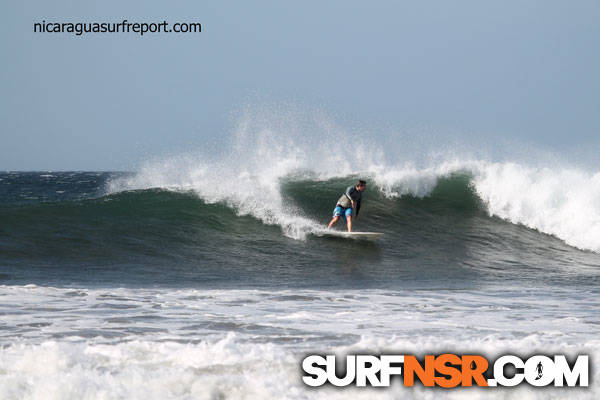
1, 0, 599, 170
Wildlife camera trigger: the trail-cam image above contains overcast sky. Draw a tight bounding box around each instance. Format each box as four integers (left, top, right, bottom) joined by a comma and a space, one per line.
1, 0, 599, 170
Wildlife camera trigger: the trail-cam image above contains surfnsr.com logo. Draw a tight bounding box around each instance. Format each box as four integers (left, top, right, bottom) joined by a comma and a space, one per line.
302, 354, 589, 388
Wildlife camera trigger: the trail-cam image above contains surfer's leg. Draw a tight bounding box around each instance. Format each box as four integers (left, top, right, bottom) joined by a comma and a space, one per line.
329, 206, 344, 228
328, 216, 340, 228
344, 207, 353, 232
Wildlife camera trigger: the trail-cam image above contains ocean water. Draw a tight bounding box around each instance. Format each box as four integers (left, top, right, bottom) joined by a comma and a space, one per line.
1, 121, 600, 398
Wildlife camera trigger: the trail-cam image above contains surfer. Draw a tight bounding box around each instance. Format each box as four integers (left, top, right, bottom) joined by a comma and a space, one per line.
328, 180, 367, 232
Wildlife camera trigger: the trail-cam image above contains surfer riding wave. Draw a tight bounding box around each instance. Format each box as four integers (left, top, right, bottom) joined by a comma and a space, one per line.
327, 180, 367, 232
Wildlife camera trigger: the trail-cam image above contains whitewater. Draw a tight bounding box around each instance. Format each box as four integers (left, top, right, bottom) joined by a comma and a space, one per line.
1, 285, 598, 400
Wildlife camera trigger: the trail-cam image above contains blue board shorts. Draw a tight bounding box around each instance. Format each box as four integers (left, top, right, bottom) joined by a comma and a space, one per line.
333, 205, 353, 219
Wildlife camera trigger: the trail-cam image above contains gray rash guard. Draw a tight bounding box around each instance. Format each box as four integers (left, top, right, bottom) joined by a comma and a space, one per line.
336, 185, 362, 216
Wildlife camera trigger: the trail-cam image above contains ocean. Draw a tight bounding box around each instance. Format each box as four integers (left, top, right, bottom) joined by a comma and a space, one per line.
1, 142, 599, 398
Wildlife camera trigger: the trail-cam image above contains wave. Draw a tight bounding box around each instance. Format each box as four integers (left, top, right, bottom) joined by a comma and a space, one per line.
2, 175, 483, 253
104, 118, 600, 252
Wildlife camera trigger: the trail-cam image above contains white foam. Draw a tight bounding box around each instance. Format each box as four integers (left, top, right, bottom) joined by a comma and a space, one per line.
1, 285, 598, 399
2, 335, 597, 400
472, 162, 600, 252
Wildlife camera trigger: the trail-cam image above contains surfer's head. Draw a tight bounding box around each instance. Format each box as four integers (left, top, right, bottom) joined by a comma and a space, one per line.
357, 180, 367, 192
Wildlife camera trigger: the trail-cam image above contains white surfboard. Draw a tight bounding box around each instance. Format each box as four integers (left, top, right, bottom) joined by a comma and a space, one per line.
316, 231, 384, 240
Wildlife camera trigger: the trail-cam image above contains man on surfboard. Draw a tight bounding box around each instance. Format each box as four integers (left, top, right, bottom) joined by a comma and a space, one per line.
328, 180, 367, 232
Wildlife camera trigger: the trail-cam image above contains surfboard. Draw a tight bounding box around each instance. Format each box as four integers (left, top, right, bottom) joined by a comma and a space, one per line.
316, 231, 384, 240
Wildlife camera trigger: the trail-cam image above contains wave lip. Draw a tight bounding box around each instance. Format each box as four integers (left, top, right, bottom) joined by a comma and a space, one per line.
473, 162, 600, 252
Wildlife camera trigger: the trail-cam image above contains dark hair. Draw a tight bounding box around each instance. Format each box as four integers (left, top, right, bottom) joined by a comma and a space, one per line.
357, 180, 367, 186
